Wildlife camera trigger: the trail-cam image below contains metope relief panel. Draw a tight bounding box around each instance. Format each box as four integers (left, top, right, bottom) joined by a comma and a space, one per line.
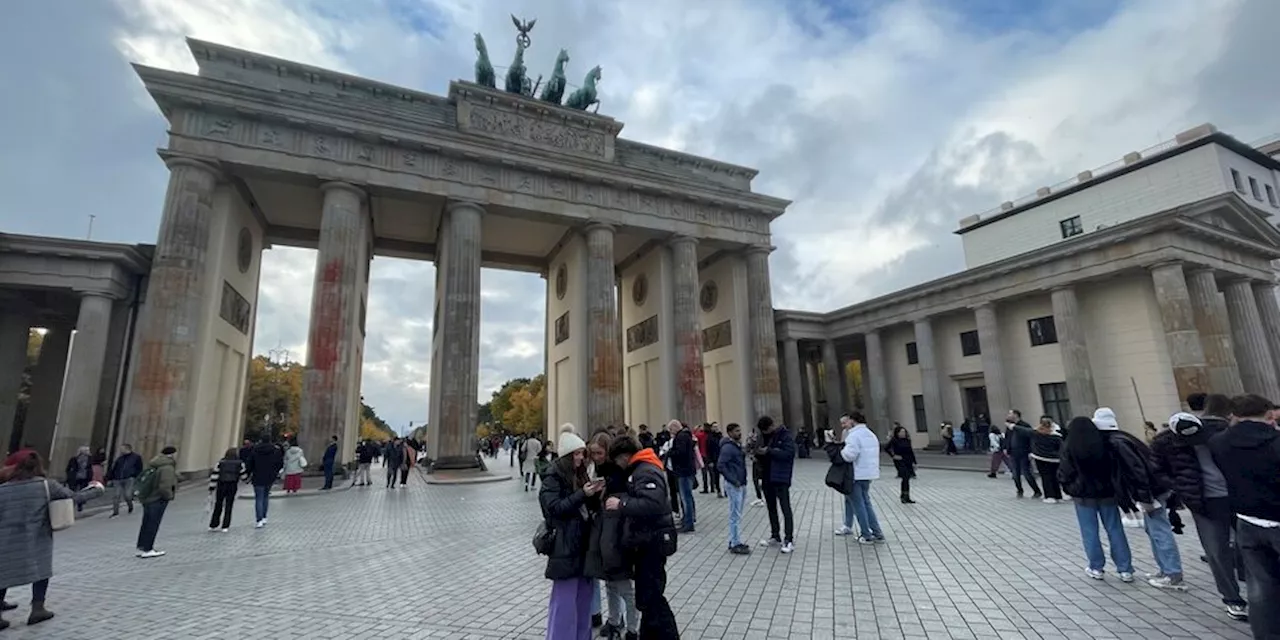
220, 281, 252, 335
554, 311, 570, 346
626, 315, 659, 353
463, 105, 607, 159
702, 320, 731, 353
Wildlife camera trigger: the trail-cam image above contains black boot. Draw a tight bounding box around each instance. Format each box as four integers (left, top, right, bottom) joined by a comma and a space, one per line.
901, 491, 915, 504
27, 601, 54, 626
591, 613, 603, 628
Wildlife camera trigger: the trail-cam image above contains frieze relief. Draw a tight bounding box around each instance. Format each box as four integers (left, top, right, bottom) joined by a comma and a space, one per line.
181, 111, 769, 235
465, 105, 607, 159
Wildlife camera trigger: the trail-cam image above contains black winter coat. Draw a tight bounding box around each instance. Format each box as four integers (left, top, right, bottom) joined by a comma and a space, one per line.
619, 457, 676, 549
668, 429, 697, 478
245, 443, 283, 487
1107, 431, 1172, 512
584, 508, 631, 581
539, 469, 591, 581
1149, 421, 1223, 515
1057, 446, 1118, 501
884, 438, 916, 479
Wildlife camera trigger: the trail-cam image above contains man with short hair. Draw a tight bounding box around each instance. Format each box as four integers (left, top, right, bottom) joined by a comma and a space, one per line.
1004, 410, 1042, 499
718, 423, 749, 555
106, 443, 143, 518
136, 445, 178, 558
667, 420, 698, 533
755, 416, 797, 553
246, 436, 283, 527
1210, 394, 1280, 638
836, 412, 885, 543
321, 435, 339, 490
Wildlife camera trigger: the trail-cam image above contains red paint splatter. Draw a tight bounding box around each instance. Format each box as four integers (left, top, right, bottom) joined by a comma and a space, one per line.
308, 259, 343, 371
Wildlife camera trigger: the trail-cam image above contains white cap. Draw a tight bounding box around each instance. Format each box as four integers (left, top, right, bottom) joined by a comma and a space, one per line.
1092, 407, 1119, 431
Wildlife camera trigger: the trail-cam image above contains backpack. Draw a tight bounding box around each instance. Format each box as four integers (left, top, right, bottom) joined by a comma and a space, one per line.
134, 466, 159, 501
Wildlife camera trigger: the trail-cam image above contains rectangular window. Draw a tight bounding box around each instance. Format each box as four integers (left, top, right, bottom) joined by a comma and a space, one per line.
905, 342, 919, 365
912, 395, 927, 433
1249, 176, 1262, 200
1039, 382, 1071, 428
1267, 184, 1278, 207
1059, 215, 1083, 239
1231, 168, 1244, 192
1027, 316, 1058, 346
960, 330, 981, 357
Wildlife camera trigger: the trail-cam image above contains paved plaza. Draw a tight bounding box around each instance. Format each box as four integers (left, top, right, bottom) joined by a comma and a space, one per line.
5, 460, 1252, 640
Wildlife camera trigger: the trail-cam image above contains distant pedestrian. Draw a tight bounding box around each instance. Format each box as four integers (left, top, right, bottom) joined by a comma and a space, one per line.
941, 422, 958, 455
135, 446, 179, 558
522, 436, 543, 491
1004, 411, 1042, 498
353, 440, 374, 486
321, 436, 338, 490
282, 440, 306, 494
884, 425, 917, 504
1031, 416, 1065, 503
718, 423, 750, 555
106, 443, 143, 518
667, 420, 698, 533
384, 438, 405, 489
987, 424, 1009, 477
245, 437, 282, 528
64, 447, 93, 512
399, 439, 413, 487
207, 448, 244, 531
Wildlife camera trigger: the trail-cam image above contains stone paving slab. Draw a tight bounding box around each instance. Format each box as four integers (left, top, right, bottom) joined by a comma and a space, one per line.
0, 458, 1251, 639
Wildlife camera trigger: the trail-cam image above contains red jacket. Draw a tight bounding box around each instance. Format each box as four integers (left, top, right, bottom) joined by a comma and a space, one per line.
694, 430, 708, 458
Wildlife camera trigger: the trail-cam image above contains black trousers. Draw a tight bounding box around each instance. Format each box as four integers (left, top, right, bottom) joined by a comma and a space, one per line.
1034, 459, 1061, 499
762, 483, 794, 543
1009, 454, 1041, 495
633, 547, 680, 639
752, 473, 763, 500
666, 470, 680, 515
1240, 519, 1280, 639
209, 482, 236, 529
399, 466, 410, 485
900, 476, 911, 495
136, 500, 168, 551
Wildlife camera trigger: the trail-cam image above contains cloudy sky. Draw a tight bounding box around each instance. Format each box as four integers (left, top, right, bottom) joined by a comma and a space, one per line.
3, 0, 1276, 431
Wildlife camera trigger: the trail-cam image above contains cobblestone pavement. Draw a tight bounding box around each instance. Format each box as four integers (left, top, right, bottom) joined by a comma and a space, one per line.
2, 458, 1252, 639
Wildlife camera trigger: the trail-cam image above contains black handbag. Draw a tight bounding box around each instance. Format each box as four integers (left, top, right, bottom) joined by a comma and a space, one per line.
824, 462, 854, 495
532, 519, 556, 555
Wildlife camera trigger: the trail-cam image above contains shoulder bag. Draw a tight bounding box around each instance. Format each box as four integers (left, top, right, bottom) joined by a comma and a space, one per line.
45, 480, 76, 531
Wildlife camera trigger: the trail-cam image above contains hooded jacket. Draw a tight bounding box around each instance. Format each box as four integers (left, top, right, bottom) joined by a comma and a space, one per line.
618, 448, 677, 548
1149, 417, 1225, 515
1208, 419, 1280, 522
1029, 425, 1064, 463
141, 455, 178, 504
246, 442, 283, 487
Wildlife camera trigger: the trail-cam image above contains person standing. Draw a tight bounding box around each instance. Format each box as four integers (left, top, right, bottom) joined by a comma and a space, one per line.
1058, 416, 1135, 582
884, 425, 917, 504
0, 452, 103, 629
705, 424, 723, 498
666, 420, 697, 533
1004, 410, 1042, 498
135, 446, 178, 558
540, 425, 604, 639
837, 412, 885, 543
695, 424, 710, 494
384, 438, 405, 489
522, 436, 543, 491
748, 428, 765, 508
245, 436, 282, 528
1031, 416, 1065, 503
106, 443, 143, 518
941, 422, 958, 455
321, 436, 338, 490
353, 440, 374, 486
207, 448, 244, 532
987, 424, 1009, 478
1209, 394, 1280, 639
718, 423, 750, 555
605, 435, 680, 638
64, 446, 93, 512
281, 439, 307, 494
1152, 406, 1247, 621
586, 433, 639, 640
755, 416, 796, 553
399, 439, 414, 487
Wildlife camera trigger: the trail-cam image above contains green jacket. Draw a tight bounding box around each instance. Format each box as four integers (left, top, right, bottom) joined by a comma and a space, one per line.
142, 455, 178, 504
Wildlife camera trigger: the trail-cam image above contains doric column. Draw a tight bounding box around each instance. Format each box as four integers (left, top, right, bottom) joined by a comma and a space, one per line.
428, 200, 483, 469
300, 182, 370, 466
913, 317, 944, 446
973, 302, 1011, 419
0, 312, 31, 453
1051, 286, 1098, 415
805, 355, 822, 429
1253, 282, 1280, 388
744, 246, 783, 422
123, 157, 220, 459
821, 340, 845, 422
23, 325, 72, 459
52, 293, 115, 469
1186, 268, 1244, 395
584, 222, 623, 430
781, 338, 805, 428
864, 330, 890, 436
668, 235, 706, 426
1224, 279, 1280, 398
1149, 262, 1211, 401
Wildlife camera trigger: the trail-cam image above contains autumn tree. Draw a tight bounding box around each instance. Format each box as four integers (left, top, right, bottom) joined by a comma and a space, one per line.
475, 374, 545, 437
243, 354, 395, 442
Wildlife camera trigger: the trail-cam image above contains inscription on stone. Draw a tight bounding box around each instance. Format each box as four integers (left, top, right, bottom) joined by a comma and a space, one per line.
466, 106, 606, 158
702, 320, 731, 353
554, 311, 570, 345
626, 315, 659, 353
219, 281, 252, 335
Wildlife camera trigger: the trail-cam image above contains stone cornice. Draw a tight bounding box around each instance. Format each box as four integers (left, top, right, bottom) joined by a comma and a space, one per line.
0, 233, 152, 275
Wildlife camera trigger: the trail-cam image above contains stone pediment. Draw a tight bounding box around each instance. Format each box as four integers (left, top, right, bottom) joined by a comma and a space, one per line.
449, 81, 623, 162
1187, 194, 1280, 248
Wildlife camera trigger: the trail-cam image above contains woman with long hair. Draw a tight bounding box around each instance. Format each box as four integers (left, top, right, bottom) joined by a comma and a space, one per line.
541, 425, 605, 639
884, 426, 917, 504
0, 452, 103, 629
1057, 416, 1134, 582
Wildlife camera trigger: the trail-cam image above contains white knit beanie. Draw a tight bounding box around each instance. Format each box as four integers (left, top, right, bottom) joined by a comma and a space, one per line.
557, 424, 586, 456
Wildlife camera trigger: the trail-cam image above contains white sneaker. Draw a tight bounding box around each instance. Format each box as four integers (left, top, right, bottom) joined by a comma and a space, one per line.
751, 499, 765, 507
138, 549, 166, 559
1226, 604, 1248, 620
208, 526, 219, 532
856, 536, 878, 545
1085, 568, 1104, 580
260, 517, 268, 525
758, 538, 780, 548
254, 520, 265, 529
781, 541, 795, 554
220, 528, 229, 533
1147, 575, 1187, 591
1042, 498, 1057, 504
1118, 572, 1135, 583
834, 526, 853, 536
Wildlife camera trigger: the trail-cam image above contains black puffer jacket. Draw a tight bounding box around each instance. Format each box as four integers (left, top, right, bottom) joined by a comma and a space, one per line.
1149, 419, 1225, 515
539, 468, 591, 580
1107, 431, 1172, 512
1057, 446, 1117, 500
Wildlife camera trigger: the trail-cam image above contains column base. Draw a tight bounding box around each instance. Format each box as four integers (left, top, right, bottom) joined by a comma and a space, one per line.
428, 454, 487, 472
423, 465, 512, 486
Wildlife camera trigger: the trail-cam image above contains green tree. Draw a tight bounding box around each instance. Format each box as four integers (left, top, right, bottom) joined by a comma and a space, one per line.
242, 355, 395, 442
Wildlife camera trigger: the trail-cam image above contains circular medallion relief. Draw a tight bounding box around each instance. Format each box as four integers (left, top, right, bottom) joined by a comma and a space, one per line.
700, 281, 718, 313
236, 228, 253, 274
632, 273, 649, 306
555, 264, 568, 300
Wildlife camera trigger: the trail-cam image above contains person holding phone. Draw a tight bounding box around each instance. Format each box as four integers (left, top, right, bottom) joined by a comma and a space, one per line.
541, 425, 604, 638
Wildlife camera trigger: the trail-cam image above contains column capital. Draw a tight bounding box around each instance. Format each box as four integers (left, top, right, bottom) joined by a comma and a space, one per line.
1185, 264, 1218, 277
1146, 259, 1185, 273
321, 181, 368, 202
743, 243, 775, 256
667, 234, 698, 248
582, 220, 616, 235
1049, 284, 1077, 294
1222, 275, 1258, 288
969, 300, 997, 312
444, 198, 485, 216
73, 289, 120, 302
1251, 280, 1279, 293
160, 153, 222, 179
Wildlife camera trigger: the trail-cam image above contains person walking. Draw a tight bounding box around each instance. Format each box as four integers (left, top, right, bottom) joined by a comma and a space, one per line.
987, 424, 1009, 478
755, 416, 797, 553
718, 423, 750, 555
106, 443, 143, 518
245, 436, 282, 528
884, 425, 917, 504
1004, 411, 1042, 498
1209, 393, 1280, 639
666, 420, 698, 533
1058, 416, 1135, 582
941, 422, 958, 455
135, 446, 179, 558
281, 439, 306, 494
0, 452, 103, 630
522, 436, 543, 491
604, 435, 681, 638
321, 436, 339, 490
1151, 405, 1247, 621
207, 448, 244, 532
353, 440, 374, 486
837, 412, 885, 543
1031, 416, 1065, 504
540, 425, 604, 639
64, 446, 93, 512
384, 438, 405, 489
399, 439, 414, 487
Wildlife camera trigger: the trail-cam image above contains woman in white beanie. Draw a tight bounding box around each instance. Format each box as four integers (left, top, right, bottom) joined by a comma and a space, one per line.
540, 424, 605, 638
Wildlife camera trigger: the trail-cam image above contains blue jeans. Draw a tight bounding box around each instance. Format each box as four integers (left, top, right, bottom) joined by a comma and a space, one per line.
725, 483, 746, 547
590, 579, 601, 616
1143, 506, 1183, 577
846, 480, 882, 538
677, 475, 696, 530
253, 484, 270, 522
1074, 500, 1133, 573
